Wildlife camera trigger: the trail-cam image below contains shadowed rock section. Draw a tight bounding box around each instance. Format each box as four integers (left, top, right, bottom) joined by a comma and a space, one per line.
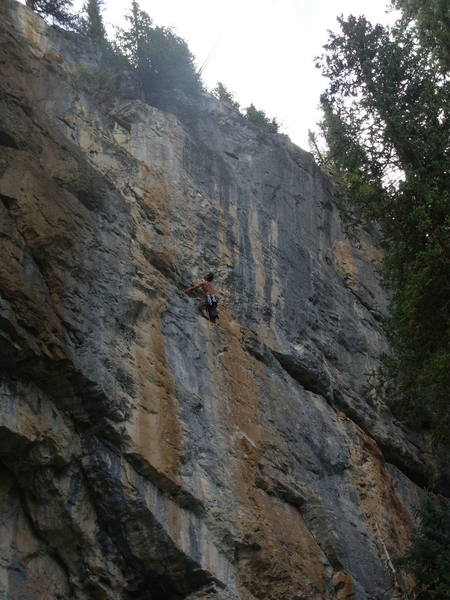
0, 1, 442, 599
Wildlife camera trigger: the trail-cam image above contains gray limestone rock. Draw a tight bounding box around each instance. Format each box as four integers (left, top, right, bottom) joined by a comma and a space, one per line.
0, 2, 443, 599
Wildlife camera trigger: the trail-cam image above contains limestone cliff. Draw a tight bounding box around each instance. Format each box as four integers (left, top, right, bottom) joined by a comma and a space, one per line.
0, 2, 439, 599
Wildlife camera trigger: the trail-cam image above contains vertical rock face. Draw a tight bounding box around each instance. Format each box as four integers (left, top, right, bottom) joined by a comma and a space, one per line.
0, 2, 438, 599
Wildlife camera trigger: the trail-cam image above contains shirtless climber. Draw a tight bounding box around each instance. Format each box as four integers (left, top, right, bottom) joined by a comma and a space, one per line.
184, 272, 219, 323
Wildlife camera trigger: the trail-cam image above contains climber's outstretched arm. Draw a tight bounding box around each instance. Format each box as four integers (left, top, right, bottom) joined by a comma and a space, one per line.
184, 282, 204, 294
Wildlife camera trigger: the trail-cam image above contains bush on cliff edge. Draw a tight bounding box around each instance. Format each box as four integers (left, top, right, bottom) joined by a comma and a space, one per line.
397, 497, 450, 599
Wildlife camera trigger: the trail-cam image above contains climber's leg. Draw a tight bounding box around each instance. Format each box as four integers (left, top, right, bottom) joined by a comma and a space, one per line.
198, 300, 210, 319
208, 303, 219, 323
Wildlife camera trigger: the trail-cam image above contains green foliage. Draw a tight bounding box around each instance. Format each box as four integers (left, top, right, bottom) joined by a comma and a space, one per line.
397, 497, 450, 598
73, 52, 131, 102
26, 0, 74, 26
245, 103, 279, 133
392, 0, 450, 70
212, 82, 240, 110
145, 25, 201, 98
78, 0, 107, 45
115, 1, 201, 102
212, 85, 281, 133
115, 1, 153, 75
316, 14, 450, 443
308, 130, 328, 169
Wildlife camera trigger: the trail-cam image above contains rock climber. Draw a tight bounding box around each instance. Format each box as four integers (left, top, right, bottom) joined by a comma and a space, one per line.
184, 272, 219, 323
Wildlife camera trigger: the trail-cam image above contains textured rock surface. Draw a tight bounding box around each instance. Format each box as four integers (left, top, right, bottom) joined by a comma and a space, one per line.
0, 2, 440, 599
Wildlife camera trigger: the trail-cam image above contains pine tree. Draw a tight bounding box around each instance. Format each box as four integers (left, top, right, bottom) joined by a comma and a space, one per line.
115, 1, 202, 102
315, 15, 450, 443
397, 497, 450, 598
245, 104, 279, 133
79, 0, 107, 45
145, 25, 201, 98
116, 1, 153, 76
26, 0, 74, 26
213, 82, 240, 110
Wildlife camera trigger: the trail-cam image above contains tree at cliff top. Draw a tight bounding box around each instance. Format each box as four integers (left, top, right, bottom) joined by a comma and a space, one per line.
212, 82, 241, 111
315, 14, 450, 445
77, 0, 107, 45
146, 25, 202, 99
397, 497, 450, 598
26, 0, 74, 26
115, 1, 152, 81
115, 0, 202, 103
245, 104, 279, 133
74, 0, 132, 101
212, 84, 281, 133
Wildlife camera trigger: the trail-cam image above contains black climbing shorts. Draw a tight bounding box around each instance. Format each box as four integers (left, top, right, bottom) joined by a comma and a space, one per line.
198, 295, 218, 311
198, 299, 210, 312
198, 295, 219, 321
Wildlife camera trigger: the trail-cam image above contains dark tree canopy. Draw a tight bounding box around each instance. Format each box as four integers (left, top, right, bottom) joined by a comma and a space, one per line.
146, 25, 201, 97
26, 0, 74, 26
212, 82, 240, 110
397, 497, 450, 599
316, 14, 450, 444
245, 104, 279, 133
115, 1, 201, 102
115, 0, 153, 74
78, 0, 107, 44
392, 0, 450, 70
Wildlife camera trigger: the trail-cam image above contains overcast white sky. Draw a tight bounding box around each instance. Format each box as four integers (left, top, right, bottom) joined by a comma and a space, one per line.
31, 0, 399, 149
